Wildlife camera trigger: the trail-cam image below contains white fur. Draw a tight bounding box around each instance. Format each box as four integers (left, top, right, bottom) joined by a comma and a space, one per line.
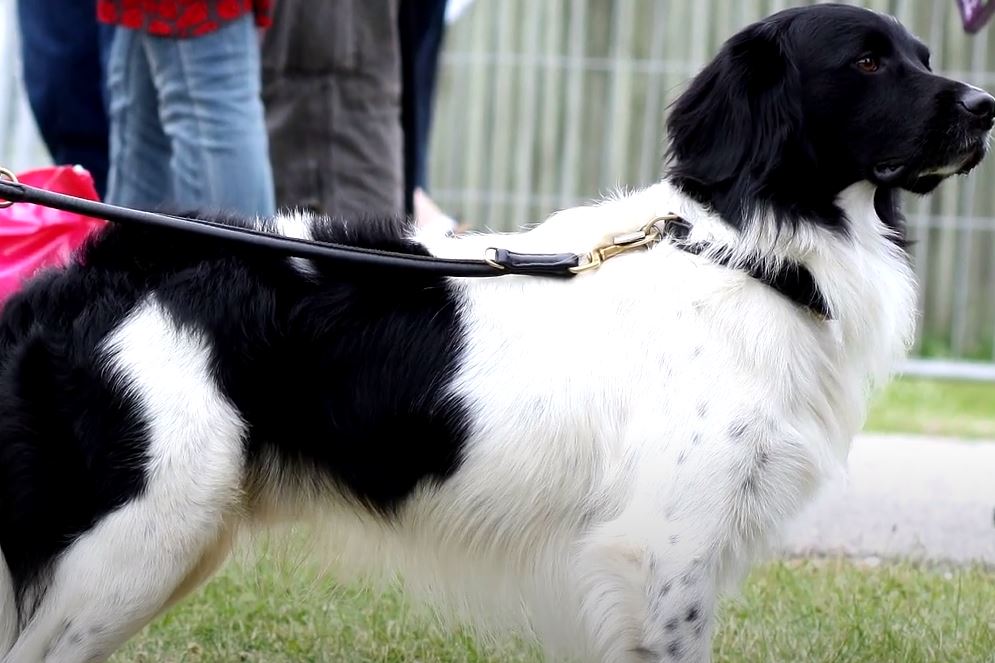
1, 177, 916, 662
271, 209, 318, 276
390, 178, 915, 661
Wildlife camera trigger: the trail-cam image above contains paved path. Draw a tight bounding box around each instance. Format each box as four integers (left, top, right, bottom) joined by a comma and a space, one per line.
777, 434, 995, 566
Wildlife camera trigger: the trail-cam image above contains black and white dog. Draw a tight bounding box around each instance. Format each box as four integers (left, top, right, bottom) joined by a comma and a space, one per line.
1, 4, 992, 662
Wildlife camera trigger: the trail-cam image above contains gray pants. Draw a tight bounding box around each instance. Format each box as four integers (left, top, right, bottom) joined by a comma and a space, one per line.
261, 0, 404, 220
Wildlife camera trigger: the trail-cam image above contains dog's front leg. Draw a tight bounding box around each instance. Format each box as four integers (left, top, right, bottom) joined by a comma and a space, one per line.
572, 499, 718, 663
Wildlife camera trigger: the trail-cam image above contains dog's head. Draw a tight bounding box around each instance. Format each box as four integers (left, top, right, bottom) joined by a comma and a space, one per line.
665, 3, 994, 232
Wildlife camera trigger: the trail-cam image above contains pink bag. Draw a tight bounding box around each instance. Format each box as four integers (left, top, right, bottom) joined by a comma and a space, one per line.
0, 165, 107, 304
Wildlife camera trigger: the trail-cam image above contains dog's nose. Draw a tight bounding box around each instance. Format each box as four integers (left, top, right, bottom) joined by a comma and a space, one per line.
958, 87, 995, 120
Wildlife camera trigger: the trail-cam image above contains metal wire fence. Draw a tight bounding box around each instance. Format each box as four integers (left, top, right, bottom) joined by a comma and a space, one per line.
2, 0, 995, 378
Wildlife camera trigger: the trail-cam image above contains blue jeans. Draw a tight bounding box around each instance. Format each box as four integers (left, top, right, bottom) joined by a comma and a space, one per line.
16, 0, 115, 197
105, 16, 275, 217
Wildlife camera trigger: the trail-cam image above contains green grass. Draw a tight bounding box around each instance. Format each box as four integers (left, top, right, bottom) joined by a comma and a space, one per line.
111, 552, 995, 663
865, 377, 995, 438
112, 545, 539, 663
714, 559, 995, 663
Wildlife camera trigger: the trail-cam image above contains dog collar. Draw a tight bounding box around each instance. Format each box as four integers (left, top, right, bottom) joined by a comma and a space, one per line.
490, 215, 832, 320
657, 216, 833, 320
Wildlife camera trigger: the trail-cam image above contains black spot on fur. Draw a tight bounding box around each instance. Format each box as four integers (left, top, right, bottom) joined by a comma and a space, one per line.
741, 447, 771, 494
686, 605, 700, 622
729, 420, 749, 440
696, 402, 708, 418
665, 617, 679, 632
661, 580, 673, 596
631, 645, 659, 662
667, 638, 684, 658
676, 450, 688, 465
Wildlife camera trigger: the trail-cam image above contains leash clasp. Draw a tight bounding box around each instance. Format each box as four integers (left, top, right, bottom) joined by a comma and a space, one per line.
0, 167, 19, 209
569, 214, 682, 274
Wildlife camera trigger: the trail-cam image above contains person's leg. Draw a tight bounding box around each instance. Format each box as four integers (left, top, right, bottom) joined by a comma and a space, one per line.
97, 22, 117, 118
399, 0, 449, 215
144, 16, 276, 217
16, 0, 112, 196
103, 27, 174, 209
261, 0, 404, 220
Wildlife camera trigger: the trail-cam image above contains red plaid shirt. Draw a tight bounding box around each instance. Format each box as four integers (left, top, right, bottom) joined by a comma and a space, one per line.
97, 0, 272, 38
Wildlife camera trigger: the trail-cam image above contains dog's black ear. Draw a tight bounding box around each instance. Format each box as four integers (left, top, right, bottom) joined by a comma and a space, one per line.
665, 21, 808, 229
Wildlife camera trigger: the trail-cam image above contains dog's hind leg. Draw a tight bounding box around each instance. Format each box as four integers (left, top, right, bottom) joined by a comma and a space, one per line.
3, 516, 239, 663
3, 301, 248, 663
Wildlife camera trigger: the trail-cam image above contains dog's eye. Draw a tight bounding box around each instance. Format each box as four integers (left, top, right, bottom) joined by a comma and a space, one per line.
856, 55, 880, 73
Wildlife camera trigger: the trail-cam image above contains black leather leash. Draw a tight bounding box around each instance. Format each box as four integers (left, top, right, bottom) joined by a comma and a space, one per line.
0, 172, 580, 279
0, 169, 830, 317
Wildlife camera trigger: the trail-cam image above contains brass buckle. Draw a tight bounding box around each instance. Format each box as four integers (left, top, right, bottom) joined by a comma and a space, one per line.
568, 214, 680, 274
0, 167, 18, 209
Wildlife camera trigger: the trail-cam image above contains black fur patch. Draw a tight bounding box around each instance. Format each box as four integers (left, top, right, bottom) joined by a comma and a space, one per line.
0, 210, 471, 607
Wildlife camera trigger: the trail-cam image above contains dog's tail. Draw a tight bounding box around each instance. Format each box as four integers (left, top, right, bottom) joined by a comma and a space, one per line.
0, 548, 15, 656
